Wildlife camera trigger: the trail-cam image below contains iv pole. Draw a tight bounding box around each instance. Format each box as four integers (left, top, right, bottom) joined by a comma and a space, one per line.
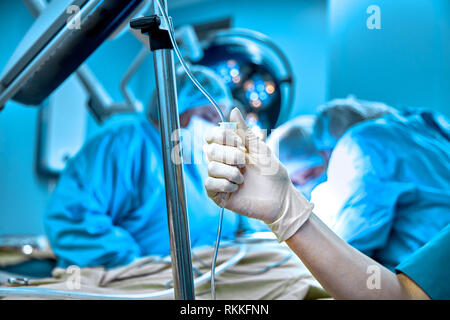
21, 0, 195, 301
130, 0, 195, 300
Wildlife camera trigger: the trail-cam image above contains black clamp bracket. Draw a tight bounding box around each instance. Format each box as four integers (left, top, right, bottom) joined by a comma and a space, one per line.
130, 15, 173, 52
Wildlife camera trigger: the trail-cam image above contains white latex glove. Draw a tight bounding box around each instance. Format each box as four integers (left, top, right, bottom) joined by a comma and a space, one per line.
204, 108, 314, 241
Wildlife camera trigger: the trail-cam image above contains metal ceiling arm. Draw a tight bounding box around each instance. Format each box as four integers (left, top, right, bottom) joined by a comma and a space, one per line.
21, 0, 145, 124
120, 46, 149, 114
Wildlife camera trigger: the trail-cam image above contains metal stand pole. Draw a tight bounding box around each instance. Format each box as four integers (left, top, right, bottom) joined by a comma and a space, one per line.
130, 3, 195, 300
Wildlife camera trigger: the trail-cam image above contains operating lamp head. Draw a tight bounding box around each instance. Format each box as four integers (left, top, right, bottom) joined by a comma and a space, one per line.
197, 29, 295, 132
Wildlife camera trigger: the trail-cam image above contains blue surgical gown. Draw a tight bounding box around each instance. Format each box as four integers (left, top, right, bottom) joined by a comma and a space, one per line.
44, 117, 262, 268
395, 223, 450, 299
311, 110, 450, 270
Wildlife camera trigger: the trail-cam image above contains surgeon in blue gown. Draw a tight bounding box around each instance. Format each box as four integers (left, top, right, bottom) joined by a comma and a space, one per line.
266, 115, 327, 201
310, 97, 450, 270
44, 66, 266, 268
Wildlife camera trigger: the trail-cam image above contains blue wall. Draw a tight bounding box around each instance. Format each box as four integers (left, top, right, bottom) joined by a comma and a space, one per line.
328, 0, 450, 116
0, 1, 49, 234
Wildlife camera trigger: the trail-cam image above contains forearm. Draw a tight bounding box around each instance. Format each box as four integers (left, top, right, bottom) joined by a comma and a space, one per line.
285, 213, 411, 299
202, 108, 425, 299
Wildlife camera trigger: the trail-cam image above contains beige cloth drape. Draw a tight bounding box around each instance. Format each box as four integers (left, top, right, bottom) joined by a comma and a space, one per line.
2, 242, 329, 300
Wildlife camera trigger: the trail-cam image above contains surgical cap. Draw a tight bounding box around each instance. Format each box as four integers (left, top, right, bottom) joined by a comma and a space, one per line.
148, 64, 233, 122
313, 96, 395, 150
176, 64, 233, 115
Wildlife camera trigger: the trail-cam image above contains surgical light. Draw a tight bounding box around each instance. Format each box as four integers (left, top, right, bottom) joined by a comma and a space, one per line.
198, 29, 295, 130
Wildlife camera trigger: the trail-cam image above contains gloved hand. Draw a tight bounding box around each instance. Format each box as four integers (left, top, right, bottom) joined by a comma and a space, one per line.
204, 108, 314, 241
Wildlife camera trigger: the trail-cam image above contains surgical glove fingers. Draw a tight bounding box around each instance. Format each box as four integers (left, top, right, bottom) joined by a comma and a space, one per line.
205, 176, 239, 195
229, 108, 249, 131
205, 143, 246, 166
208, 161, 244, 185
205, 127, 244, 149
229, 108, 257, 143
